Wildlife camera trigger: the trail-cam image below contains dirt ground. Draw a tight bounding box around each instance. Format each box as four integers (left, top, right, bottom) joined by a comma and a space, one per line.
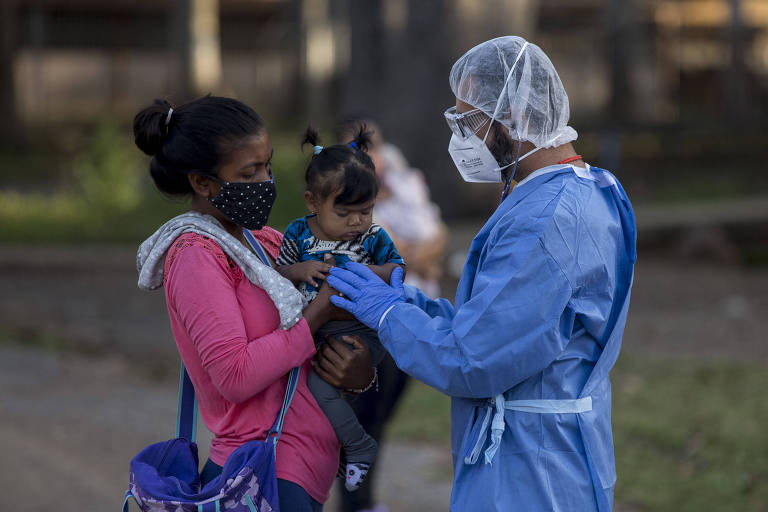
0, 343, 453, 512
1, 223, 767, 511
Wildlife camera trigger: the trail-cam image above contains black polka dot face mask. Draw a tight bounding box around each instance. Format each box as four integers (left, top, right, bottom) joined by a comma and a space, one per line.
208, 179, 277, 230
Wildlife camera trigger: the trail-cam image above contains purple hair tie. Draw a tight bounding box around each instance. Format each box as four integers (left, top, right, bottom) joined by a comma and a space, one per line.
349, 142, 358, 149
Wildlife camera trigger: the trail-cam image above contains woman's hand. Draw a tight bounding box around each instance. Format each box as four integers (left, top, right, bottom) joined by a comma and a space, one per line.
303, 279, 334, 334
313, 335, 374, 389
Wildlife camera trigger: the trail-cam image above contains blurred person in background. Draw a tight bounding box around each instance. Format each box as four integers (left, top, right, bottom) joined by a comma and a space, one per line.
335, 117, 447, 512
134, 96, 375, 511
326, 36, 637, 511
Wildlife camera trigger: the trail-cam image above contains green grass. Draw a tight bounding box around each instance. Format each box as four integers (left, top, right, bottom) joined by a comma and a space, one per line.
387, 354, 768, 511
387, 380, 452, 443
613, 356, 768, 511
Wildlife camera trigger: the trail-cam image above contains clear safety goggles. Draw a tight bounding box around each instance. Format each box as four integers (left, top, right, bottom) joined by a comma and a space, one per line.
444, 106, 490, 139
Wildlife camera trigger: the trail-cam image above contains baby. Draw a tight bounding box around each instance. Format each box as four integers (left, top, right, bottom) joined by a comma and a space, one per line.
276, 126, 404, 492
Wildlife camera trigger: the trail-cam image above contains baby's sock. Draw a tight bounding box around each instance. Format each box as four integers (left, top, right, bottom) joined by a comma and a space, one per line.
344, 462, 371, 492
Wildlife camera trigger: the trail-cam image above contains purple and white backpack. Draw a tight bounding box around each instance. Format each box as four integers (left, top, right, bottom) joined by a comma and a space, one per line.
123, 366, 299, 512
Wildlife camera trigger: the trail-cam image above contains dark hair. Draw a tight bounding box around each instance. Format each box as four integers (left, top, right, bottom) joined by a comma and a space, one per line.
133, 96, 265, 196
337, 115, 383, 148
301, 125, 378, 205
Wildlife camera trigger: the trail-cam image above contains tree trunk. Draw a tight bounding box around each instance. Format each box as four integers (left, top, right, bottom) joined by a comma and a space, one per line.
0, 0, 19, 143
172, 0, 222, 102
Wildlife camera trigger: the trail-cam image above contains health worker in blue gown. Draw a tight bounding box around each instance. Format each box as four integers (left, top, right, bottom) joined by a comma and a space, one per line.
327, 36, 637, 512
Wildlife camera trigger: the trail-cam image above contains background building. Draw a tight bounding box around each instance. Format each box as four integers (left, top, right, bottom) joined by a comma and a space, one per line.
4, 0, 768, 214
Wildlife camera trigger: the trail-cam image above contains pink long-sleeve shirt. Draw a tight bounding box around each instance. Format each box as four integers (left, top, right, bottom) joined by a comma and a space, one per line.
162, 227, 339, 503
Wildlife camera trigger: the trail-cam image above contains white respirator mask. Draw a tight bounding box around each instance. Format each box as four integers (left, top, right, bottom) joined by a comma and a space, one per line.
447, 131, 511, 183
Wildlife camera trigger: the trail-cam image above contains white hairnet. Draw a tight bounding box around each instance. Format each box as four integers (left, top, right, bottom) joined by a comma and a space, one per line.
449, 36, 577, 149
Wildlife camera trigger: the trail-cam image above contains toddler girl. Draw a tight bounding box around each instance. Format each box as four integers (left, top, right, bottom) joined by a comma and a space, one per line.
276, 126, 404, 493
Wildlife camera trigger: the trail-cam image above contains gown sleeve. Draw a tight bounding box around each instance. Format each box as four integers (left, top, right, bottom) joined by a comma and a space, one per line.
402, 284, 456, 318
378, 221, 573, 399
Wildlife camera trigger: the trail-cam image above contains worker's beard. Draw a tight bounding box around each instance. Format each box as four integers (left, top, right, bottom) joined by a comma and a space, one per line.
488, 125, 519, 182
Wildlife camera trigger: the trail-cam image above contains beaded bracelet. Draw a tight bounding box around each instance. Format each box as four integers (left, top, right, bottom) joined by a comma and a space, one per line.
346, 366, 378, 394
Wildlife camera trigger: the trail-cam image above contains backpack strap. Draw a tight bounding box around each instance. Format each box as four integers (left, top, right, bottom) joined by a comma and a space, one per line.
242, 228, 273, 267
174, 228, 300, 444
268, 366, 301, 448
175, 358, 301, 448
122, 490, 140, 512
176, 361, 198, 442
242, 227, 301, 452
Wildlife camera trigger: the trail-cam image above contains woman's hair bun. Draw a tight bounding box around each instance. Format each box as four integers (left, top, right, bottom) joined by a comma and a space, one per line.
133, 98, 173, 156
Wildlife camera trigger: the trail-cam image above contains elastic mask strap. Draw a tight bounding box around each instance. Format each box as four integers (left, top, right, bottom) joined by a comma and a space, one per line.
517, 145, 540, 163
482, 41, 529, 145
501, 144, 541, 201
501, 140, 524, 201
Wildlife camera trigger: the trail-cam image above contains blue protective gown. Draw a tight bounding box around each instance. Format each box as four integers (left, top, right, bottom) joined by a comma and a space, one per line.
377, 164, 636, 511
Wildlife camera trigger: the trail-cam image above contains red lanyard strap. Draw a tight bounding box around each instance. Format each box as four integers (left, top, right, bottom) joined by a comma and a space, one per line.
558, 155, 583, 165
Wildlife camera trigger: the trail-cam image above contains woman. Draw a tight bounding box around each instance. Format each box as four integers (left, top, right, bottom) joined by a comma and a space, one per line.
134, 96, 374, 511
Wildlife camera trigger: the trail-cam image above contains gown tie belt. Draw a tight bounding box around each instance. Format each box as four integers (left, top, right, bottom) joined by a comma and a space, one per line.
464, 394, 593, 465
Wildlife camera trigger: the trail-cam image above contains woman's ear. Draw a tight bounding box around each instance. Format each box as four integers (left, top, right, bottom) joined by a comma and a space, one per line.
188, 173, 217, 198
304, 190, 319, 213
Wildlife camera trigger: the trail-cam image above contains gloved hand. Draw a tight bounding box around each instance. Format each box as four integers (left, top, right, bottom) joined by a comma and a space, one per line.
327, 262, 405, 330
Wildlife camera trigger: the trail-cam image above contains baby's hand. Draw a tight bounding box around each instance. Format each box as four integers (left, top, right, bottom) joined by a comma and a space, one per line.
278, 260, 332, 287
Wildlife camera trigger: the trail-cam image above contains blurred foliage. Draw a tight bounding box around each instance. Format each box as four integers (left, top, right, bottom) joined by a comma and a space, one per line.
388, 354, 768, 511
387, 380, 451, 443
73, 122, 142, 212
0, 124, 320, 244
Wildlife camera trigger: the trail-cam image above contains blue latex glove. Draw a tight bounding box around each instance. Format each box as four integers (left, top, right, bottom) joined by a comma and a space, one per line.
327, 262, 405, 330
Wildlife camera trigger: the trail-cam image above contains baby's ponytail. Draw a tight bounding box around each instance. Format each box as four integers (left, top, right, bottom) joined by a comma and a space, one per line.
349, 124, 373, 153
302, 125, 322, 153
